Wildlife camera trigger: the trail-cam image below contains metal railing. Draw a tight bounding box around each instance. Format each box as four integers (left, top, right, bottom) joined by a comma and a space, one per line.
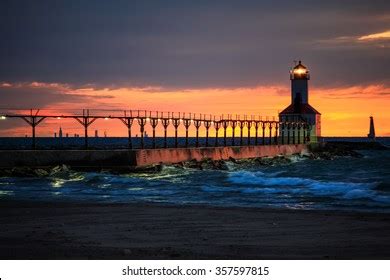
0, 109, 311, 149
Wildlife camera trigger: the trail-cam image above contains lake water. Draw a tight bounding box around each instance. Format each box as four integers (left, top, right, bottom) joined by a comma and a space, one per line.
0, 137, 389, 213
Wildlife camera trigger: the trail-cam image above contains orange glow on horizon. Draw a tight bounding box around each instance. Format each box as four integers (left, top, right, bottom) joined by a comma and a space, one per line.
0, 82, 389, 137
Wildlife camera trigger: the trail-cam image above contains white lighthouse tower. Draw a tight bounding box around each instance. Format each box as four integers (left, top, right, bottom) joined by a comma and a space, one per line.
279, 61, 321, 143
291, 60, 309, 104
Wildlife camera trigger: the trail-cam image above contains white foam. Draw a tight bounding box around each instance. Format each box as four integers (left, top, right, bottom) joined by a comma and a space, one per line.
227, 171, 382, 201
228, 171, 312, 186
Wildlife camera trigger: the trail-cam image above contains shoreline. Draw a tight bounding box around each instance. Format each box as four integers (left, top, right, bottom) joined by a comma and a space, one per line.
1, 197, 389, 214
1, 200, 389, 259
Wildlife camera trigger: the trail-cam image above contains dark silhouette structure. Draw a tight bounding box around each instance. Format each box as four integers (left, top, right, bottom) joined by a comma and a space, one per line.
0, 109, 308, 150
368, 116, 375, 140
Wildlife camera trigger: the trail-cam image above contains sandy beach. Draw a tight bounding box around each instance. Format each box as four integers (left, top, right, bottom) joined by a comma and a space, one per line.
0, 200, 389, 259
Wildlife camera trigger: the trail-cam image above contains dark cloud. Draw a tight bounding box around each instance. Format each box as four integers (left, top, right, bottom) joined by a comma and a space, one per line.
0, 0, 389, 88
0, 85, 110, 108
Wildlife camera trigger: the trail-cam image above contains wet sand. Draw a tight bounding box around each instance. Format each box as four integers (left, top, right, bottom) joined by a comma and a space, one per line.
0, 200, 389, 259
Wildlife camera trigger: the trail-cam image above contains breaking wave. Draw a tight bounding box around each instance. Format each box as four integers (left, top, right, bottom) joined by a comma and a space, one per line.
1, 149, 390, 212
227, 171, 390, 204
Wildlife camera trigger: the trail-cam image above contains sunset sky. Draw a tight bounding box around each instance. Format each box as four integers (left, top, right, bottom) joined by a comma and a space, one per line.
0, 0, 389, 137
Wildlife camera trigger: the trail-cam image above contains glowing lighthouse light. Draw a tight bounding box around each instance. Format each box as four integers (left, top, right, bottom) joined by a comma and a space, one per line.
291, 60, 310, 79
293, 68, 307, 75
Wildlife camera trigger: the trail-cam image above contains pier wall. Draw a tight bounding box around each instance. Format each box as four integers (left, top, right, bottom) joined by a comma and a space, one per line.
0, 150, 137, 168
0, 144, 308, 168
134, 144, 307, 166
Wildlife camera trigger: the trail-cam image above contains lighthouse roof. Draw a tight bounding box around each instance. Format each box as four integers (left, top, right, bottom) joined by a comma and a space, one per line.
280, 103, 321, 115
293, 60, 307, 70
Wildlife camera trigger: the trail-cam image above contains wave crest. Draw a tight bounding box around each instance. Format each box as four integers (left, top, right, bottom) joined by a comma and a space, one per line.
227, 171, 388, 203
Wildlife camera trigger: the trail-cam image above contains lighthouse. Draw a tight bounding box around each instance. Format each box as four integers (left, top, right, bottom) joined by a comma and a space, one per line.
368, 116, 375, 140
279, 61, 321, 143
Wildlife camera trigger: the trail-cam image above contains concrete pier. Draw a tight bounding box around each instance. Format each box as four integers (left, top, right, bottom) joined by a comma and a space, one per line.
134, 144, 307, 166
0, 150, 137, 168
0, 144, 308, 168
